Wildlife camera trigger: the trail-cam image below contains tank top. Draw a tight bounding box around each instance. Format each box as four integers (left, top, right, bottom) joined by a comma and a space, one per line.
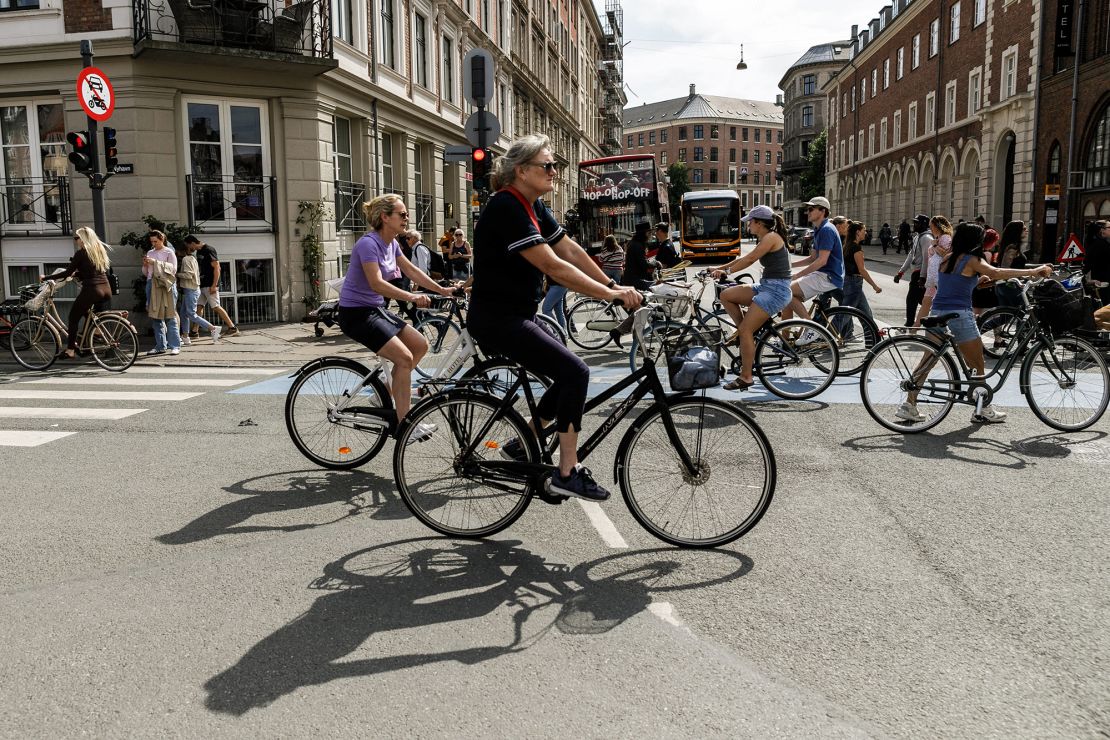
759, 242, 791, 281
931, 254, 980, 312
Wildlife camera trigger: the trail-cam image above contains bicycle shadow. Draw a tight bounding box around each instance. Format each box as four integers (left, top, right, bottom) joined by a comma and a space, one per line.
842, 426, 1032, 469
203, 538, 753, 715
156, 469, 406, 545
1009, 430, 1107, 458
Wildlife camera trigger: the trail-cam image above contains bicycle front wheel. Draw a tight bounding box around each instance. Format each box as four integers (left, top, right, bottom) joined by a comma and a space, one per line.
461, 358, 552, 422
860, 336, 959, 433
755, 319, 839, 399
89, 316, 138, 371
394, 391, 536, 538
566, 298, 618, 349
817, 306, 880, 375
413, 316, 464, 379
285, 358, 391, 469
1022, 336, 1110, 431
618, 397, 776, 548
9, 317, 60, 370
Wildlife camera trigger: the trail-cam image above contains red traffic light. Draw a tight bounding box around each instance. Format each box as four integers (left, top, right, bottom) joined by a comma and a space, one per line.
472, 148, 487, 162
67, 131, 88, 148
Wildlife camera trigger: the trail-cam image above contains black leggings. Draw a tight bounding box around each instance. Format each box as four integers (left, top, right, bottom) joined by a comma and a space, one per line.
905, 270, 925, 326
67, 283, 112, 350
468, 307, 589, 433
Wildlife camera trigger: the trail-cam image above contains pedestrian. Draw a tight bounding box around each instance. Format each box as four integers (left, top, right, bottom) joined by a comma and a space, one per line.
406, 229, 433, 275
541, 275, 568, 331
448, 228, 472, 280
620, 220, 656, 289
971, 228, 1001, 316
913, 215, 953, 327
183, 236, 240, 337
653, 221, 681, 268
387, 232, 418, 321
831, 215, 849, 248
897, 219, 911, 254
879, 222, 893, 254
41, 226, 113, 360
438, 225, 454, 253
143, 230, 181, 356
842, 220, 883, 321
994, 220, 1028, 308
177, 240, 221, 345
598, 234, 624, 284
894, 214, 932, 326
1082, 219, 1110, 306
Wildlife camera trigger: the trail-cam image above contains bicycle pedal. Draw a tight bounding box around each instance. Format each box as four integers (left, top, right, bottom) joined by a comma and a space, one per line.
537, 489, 569, 505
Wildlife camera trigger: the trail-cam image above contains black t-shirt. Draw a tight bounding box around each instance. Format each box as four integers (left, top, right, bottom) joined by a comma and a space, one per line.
845, 242, 862, 276
471, 190, 565, 316
621, 237, 653, 286
196, 244, 219, 288
655, 238, 680, 267
1084, 237, 1110, 282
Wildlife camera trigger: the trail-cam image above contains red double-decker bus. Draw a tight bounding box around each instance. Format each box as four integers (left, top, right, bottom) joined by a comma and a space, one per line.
576, 154, 669, 251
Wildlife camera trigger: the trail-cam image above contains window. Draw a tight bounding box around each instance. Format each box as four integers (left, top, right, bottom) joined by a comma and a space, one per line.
693, 146, 704, 161
860, 79, 867, 105
857, 131, 863, 160
332, 116, 353, 185
742, 127, 749, 141
871, 69, 878, 97
929, 19, 939, 57
333, 0, 352, 43
729, 168, 736, 185
753, 150, 761, 164
765, 149, 771, 163
498, 0, 506, 46
753, 193, 759, 206
880, 118, 888, 151
803, 74, 816, 95
777, 130, 783, 143
925, 92, 936, 133
637, 133, 644, 147
729, 126, 736, 140
0, 1, 41, 9
693, 125, 704, 139
912, 34, 921, 68
185, 99, 270, 228
0, 100, 66, 236
482, 0, 490, 29
893, 110, 902, 145
897, 47, 905, 78
1002, 48, 1018, 99
381, 131, 394, 189
627, 135, 633, 148
729, 148, 736, 162
776, 150, 782, 164
973, 0, 986, 26
678, 147, 687, 162
848, 137, 854, 164
660, 151, 668, 166
950, 2, 961, 43
868, 124, 875, 156
660, 129, 668, 143
802, 105, 814, 128
883, 59, 890, 88
678, 126, 687, 140
842, 93, 848, 117
692, 168, 703, 184
648, 131, 655, 145
754, 129, 761, 143
851, 86, 856, 111
802, 140, 811, 158
945, 81, 957, 125
741, 148, 748, 163
381, 0, 396, 68
414, 13, 428, 88
710, 147, 719, 161
766, 129, 773, 142
711, 125, 719, 139
709, 169, 719, 183
1047, 142, 1061, 184
442, 36, 455, 103
969, 69, 981, 113
741, 191, 747, 208
1086, 105, 1110, 188
908, 102, 918, 139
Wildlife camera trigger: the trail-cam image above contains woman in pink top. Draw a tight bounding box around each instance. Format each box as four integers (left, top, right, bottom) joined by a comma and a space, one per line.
913, 216, 953, 327
143, 230, 181, 354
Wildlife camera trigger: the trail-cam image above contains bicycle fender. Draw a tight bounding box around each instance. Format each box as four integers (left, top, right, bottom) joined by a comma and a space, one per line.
289, 355, 373, 379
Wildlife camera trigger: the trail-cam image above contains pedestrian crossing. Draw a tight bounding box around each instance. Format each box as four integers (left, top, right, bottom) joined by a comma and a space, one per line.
0, 365, 290, 448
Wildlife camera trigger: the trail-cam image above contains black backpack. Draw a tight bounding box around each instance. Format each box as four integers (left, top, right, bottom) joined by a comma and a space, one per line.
428, 249, 446, 279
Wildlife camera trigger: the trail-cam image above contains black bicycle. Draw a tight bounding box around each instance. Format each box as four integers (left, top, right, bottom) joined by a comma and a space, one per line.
392, 301, 776, 548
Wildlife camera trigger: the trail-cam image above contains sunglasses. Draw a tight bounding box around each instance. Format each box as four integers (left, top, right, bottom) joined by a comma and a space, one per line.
393, 211, 409, 219
529, 161, 559, 173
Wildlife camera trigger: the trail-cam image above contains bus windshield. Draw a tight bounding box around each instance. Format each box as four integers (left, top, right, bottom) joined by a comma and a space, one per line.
576, 155, 667, 250
683, 198, 740, 241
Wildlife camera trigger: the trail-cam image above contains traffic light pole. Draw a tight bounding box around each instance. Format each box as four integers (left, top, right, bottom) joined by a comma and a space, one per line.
79, 40, 109, 239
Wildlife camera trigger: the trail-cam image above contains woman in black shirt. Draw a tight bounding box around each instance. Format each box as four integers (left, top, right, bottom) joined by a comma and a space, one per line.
43, 226, 112, 359
469, 134, 641, 502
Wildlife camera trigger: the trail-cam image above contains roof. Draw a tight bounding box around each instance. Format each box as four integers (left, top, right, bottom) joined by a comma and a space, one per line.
623, 93, 782, 128
778, 41, 853, 89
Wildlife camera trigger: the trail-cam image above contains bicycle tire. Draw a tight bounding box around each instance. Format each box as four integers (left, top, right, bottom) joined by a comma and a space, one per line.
1021, 336, 1110, 431
393, 390, 537, 538
616, 397, 776, 548
859, 335, 959, 433
285, 357, 391, 469
413, 316, 463, 379
627, 319, 686, 394
461, 357, 553, 420
9, 317, 60, 371
533, 313, 568, 346
88, 315, 138, 371
814, 306, 880, 376
977, 306, 1023, 360
566, 298, 618, 350
755, 319, 839, 399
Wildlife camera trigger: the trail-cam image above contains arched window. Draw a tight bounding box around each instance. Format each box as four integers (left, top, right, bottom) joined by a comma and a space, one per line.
1047, 141, 1061, 184
1087, 104, 1110, 189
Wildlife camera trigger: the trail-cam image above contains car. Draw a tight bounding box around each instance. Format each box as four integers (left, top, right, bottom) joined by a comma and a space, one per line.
788, 226, 813, 255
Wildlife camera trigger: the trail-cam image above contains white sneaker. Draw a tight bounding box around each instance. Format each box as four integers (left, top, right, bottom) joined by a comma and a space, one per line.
146, 348, 164, 356
406, 422, 438, 445
972, 405, 1007, 424
794, 328, 822, 347
169, 348, 180, 356
895, 402, 927, 422
181, 337, 192, 346
211, 326, 221, 344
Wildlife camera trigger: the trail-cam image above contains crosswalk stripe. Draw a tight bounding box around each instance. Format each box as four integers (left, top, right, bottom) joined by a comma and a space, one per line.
120, 367, 289, 376
0, 430, 76, 447
0, 390, 202, 401
0, 407, 146, 420
19, 377, 250, 387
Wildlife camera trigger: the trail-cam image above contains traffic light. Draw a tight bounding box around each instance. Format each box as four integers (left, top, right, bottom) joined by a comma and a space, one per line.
471, 147, 492, 193
102, 126, 118, 172
67, 130, 93, 173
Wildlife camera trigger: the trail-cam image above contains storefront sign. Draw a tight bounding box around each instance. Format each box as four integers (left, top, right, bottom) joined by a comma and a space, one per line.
1055, 0, 1074, 55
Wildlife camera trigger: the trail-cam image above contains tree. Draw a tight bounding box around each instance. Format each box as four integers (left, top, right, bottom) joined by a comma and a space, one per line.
800, 128, 828, 202
666, 162, 690, 217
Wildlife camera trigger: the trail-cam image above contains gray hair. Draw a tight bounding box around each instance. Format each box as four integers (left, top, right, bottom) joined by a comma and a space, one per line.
404, 228, 423, 243
490, 134, 551, 191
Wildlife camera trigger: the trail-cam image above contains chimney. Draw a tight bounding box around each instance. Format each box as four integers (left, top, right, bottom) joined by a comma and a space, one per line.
775, 93, 784, 107
689, 83, 696, 98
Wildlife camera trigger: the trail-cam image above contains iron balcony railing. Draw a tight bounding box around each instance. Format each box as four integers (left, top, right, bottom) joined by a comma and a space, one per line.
412, 193, 433, 237
334, 180, 366, 232
185, 174, 277, 232
0, 176, 72, 236
134, 0, 332, 59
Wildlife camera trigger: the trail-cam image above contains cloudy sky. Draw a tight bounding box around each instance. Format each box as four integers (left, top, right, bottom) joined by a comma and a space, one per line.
602, 0, 889, 107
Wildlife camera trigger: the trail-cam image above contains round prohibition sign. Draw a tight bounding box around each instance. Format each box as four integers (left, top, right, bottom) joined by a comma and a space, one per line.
76, 67, 115, 122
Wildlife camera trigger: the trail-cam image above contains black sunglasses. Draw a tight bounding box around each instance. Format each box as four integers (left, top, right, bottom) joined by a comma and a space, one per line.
529, 161, 559, 173
393, 211, 409, 218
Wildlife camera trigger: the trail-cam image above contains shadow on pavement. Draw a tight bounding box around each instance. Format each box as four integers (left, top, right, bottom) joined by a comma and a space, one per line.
203, 538, 753, 715
842, 427, 1108, 469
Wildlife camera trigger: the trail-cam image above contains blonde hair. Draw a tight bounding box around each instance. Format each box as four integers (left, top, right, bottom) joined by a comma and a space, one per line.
362, 193, 405, 231
930, 215, 953, 236
490, 134, 551, 191
74, 226, 111, 273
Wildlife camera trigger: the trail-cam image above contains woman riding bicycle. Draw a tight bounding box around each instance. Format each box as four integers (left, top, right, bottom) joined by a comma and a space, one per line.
468, 134, 641, 502
710, 205, 793, 392
42, 226, 112, 360
337, 194, 453, 430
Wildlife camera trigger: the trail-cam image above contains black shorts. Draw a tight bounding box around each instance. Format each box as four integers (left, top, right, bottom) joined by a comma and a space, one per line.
338, 304, 406, 352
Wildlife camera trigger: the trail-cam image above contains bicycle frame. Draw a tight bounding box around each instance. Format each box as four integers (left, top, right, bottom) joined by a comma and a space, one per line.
26, 281, 131, 351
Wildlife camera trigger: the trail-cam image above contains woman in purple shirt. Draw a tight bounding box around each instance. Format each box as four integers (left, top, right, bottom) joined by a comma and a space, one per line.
338, 194, 453, 425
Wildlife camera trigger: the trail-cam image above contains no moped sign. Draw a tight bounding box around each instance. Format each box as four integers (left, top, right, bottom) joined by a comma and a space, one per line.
76, 67, 115, 122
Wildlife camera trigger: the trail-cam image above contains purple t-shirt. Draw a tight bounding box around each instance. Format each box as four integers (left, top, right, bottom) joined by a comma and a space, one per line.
339, 232, 403, 307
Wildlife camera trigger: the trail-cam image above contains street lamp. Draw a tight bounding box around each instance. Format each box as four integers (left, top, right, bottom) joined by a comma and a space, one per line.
736, 45, 748, 71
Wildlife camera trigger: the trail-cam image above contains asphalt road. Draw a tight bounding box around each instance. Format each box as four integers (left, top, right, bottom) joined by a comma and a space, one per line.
0, 254, 1107, 737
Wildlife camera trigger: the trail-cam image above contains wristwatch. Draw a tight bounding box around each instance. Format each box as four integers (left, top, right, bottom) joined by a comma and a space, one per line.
606, 279, 617, 289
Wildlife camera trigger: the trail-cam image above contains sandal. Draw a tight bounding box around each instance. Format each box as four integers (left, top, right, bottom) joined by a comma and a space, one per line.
724, 377, 754, 391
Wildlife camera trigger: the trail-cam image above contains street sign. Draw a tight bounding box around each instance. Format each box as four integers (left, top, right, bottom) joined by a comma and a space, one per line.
112, 163, 134, 174
1044, 184, 1061, 197
1057, 233, 1084, 262
462, 48, 495, 108
464, 110, 501, 148
444, 144, 472, 163
76, 67, 115, 122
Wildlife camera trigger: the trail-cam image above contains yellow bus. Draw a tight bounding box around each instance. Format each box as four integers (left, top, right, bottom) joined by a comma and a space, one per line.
679, 190, 742, 260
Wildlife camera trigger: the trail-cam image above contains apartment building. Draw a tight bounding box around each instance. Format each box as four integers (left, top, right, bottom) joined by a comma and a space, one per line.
622, 85, 783, 212
0, 0, 617, 323
825, 0, 1039, 235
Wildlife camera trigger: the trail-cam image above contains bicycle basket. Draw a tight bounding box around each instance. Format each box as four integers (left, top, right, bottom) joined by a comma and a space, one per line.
649, 283, 695, 319
1030, 275, 1086, 334
664, 327, 723, 391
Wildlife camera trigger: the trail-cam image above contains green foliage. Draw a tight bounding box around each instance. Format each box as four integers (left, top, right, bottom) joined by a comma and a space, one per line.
297, 200, 331, 307
800, 129, 828, 202
666, 162, 690, 216
117, 215, 198, 252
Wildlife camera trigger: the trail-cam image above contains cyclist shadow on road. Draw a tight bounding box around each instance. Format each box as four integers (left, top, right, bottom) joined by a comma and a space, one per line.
203, 538, 752, 716
156, 469, 405, 545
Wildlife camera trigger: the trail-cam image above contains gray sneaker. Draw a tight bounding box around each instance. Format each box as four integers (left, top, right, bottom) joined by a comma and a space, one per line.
895, 402, 926, 422
546, 465, 610, 502
210, 326, 222, 344
971, 405, 1007, 424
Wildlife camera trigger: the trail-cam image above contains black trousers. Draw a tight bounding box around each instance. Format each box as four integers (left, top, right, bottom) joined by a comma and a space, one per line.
905, 270, 925, 326
67, 283, 112, 350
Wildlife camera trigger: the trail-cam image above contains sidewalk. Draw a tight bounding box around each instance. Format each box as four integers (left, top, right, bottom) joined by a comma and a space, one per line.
155, 322, 361, 367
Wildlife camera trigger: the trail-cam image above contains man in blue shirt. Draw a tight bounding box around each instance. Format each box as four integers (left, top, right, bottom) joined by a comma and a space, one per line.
783, 196, 844, 322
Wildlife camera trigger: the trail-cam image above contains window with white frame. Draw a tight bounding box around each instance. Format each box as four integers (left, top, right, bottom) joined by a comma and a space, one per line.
332, 0, 352, 43
912, 34, 921, 68
381, 0, 396, 68
498, 0, 506, 47
848, 136, 854, 164
880, 117, 888, 151
381, 131, 394, 190
868, 124, 875, 156
893, 110, 902, 146
414, 12, 429, 88
1002, 47, 1018, 98
851, 86, 856, 111
925, 92, 936, 132
871, 69, 878, 97
945, 81, 957, 125
929, 18, 939, 56
0, 100, 67, 235
973, 0, 985, 26
897, 47, 905, 78
968, 69, 981, 112
442, 35, 455, 103
482, 0, 490, 30
908, 101, 918, 139
185, 99, 269, 229
860, 79, 866, 104
884, 58, 890, 88
857, 131, 863, 160
950, 2, 961, 42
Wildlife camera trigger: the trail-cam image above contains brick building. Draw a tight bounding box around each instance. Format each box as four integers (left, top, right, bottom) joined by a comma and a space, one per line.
0, 0, 618, 323
825, 0, 1040, 236
622, 85, 783, 212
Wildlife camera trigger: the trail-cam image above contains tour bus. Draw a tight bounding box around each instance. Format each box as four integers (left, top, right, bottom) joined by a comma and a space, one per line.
576, 154, 668, 252
679, 189, 742, 260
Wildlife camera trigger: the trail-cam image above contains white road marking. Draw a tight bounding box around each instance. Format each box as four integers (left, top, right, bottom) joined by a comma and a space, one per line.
647, 601, 692, 634
20, 377, 249, 387
120, 367, 287, 376
576, 500, 628, 549
0, 390, 201, 401
0, 407, 146, 420
0, 430, 76, 447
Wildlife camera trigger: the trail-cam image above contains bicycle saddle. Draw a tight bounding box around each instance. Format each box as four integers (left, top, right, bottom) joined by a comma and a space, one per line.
921, 312, 960, 328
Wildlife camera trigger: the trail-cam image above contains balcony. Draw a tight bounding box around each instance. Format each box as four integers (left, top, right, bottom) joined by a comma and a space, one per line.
334, 179, 365, 232
0, 176, 72, 237
133, 0, 335, 67
186, 174, 277, 233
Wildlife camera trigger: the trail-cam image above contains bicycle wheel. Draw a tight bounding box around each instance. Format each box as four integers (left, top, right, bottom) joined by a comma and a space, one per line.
978, 306, 1023, 360
1022, 336, 1110, 431
461, 358, 552, 421
534, 313, 568, 346
618, 397, 776, 548
88, 316, 138, 371
413, 316, 463, 379
394, 391, 537, 538
859, 336, 959, 433
566, 298, 618, 350
285, 358, 391, 469
816, 306, 880, 376
9, 317, 60, 371
755, 319, 839, 399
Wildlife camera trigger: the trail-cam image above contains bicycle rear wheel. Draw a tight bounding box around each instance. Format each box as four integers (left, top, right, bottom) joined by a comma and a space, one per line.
978, 306, 1023, 360
534, 313, 568, 346
394, 391, 536, 538
89, 316, 138, 371
9, 317, 60, 370
1022, 336, 1110, 431
859, 336, 959, 433
566, 298, 618, 349
755, 319, 838, 399
816, 306, 879, 375
413, 316, 463, 379
285, 358, 391, 469
618, 397, 776, 548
